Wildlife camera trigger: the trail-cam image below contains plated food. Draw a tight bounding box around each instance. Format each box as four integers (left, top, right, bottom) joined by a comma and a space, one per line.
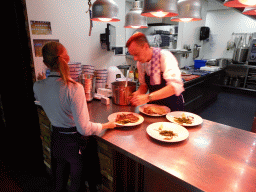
156, 124, 178, 140
115, 113, 139, 125
108, 112, 144, 126
139, 104, 170, 116
166, 111, 203, 126
147, 122, 189, 142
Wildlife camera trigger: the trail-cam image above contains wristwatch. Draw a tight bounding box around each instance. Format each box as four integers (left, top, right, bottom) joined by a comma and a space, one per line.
148, 93, 153, 101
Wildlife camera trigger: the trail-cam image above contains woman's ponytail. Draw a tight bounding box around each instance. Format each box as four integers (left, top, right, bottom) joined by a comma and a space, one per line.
57, 57, 76, 85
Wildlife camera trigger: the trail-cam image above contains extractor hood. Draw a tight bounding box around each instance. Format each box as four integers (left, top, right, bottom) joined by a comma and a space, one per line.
147, 17, 178, 26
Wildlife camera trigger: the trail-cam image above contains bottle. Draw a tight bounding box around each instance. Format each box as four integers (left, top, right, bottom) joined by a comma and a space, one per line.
134, 67, 138, 81
128, 70, 134, 81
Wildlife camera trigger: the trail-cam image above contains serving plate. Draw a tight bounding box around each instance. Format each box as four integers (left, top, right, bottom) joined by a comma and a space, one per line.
166, 111, 203, 127
139, 104, 171, 117
146, 122, 189, 142
108, 112, 144, 126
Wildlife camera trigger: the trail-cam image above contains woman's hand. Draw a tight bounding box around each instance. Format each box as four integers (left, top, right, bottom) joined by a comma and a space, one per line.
37, 72, 46, 81
102, 121, 116, 129
130, 94, 149, 106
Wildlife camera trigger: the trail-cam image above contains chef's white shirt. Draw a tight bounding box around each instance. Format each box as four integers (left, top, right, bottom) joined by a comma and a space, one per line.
137, 49, 184, 96
33, 72, 102, 136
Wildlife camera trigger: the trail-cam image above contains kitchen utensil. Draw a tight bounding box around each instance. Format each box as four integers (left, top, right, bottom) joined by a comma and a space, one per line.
112, 81, 136, 105
125, 70, 129, 88
108, 112, 144, 126
139, 104, 171, 117
166, 111, 203, 127
146, 122, 189, 142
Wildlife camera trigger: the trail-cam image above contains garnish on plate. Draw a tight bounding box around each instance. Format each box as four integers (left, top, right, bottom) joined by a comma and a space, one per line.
173, 113, 194, 124
155, 124, 178, 140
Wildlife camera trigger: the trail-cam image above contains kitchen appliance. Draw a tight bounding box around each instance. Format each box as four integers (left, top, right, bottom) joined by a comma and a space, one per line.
112, 81, 136, 105
248, 37, 256, 65
206, 59, 217, 66
106, 66, 124, 89
232, 47, 249, 63
200, 26, 210, 41
216, 58, 228, 68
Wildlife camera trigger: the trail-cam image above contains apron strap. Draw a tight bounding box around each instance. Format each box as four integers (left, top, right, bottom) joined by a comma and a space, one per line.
52, 125, 77, 133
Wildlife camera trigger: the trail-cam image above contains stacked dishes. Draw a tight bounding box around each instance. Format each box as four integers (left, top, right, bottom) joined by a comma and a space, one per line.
95, 69, 108, 92
69, 62, 81, 82
82, 65, 95, 75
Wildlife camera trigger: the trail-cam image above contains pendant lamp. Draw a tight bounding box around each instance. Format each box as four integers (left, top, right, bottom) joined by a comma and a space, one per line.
124, 1, 148, 28
242, 7, 256, 15
91, 0, 120, 22
141, 0, 178, 17
238, 0, 256, 6
171, 0, 202, 22
223, 0, 249, 7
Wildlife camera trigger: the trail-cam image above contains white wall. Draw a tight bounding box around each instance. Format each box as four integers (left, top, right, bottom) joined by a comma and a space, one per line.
202, 8, 256, 60
26, 0, 126, 77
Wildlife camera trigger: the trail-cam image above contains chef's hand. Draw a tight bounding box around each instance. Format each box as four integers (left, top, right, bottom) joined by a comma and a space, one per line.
37, 72, 46, 81
130, 94, 149, 106
102, 121, 117, 129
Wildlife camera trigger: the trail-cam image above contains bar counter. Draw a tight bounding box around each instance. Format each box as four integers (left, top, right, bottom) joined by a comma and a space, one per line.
87, 100, 256, 192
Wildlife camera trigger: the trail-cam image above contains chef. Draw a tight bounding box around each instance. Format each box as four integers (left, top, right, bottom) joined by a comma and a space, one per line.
126, 32, 184, 111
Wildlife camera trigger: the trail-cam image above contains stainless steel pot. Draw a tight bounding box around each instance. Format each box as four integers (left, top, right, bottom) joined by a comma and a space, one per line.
216, 58, 228, 68
233, 47, 249, 63
112, 81, 136, 105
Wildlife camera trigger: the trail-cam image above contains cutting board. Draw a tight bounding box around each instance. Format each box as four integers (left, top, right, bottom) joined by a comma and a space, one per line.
182, 75, 200, 81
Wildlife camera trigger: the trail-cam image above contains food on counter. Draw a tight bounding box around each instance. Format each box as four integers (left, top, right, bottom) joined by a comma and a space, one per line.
143, 106, 167, 115
174, 113, 194, 124
156, 124, 178, 140
115, 113, 139, 125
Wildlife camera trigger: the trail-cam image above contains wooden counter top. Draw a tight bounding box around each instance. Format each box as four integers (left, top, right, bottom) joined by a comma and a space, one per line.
87, 100, 256, 192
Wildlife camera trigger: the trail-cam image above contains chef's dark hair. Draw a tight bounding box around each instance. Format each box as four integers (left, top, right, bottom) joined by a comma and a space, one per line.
42, 42, 76, 85
126, 32, 149, 48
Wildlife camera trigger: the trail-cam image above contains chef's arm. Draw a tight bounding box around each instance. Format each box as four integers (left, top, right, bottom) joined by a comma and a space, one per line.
147, 84, 175, 102
133, 83, 148, 96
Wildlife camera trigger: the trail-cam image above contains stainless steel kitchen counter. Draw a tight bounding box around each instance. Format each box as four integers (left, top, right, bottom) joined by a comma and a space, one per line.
87, 100, 256, 192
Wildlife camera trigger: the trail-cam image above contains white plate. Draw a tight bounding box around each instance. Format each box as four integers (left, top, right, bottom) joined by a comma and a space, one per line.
108, 112, 144, 126
139, 104, 171, 116
166, 111, 203, 126
146, 122, 189, 142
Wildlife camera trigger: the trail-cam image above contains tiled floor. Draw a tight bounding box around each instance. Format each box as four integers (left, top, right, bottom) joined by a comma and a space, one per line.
196, 90, 256, 132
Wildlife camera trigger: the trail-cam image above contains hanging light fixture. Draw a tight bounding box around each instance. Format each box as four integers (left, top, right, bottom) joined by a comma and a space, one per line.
91, 0, 120, 22
124, 1, 148, 29
223, 0, 251, 7
141, 0, 178, 18
171, 0, 202, 22
242, 7, 256, 15
238, 0, 256, 6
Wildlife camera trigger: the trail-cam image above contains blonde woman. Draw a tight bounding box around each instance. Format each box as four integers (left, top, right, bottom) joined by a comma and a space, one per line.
33, 42, 116, 192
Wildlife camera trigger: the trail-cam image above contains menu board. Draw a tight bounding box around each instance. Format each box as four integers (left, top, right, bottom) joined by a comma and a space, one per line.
30, 21, 52, 35
33, 39, 59, 57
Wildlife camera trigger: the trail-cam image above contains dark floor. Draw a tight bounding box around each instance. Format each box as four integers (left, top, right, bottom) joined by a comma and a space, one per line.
196, 89, 256, 132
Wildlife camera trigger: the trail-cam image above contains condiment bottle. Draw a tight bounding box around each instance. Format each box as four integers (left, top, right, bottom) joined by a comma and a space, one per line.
128, 70, 134, 81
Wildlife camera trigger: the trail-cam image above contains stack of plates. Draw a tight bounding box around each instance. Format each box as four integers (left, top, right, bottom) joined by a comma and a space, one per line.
69, 62, 81, 82
82, 65, 95, 75
95, 69, 108, 92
